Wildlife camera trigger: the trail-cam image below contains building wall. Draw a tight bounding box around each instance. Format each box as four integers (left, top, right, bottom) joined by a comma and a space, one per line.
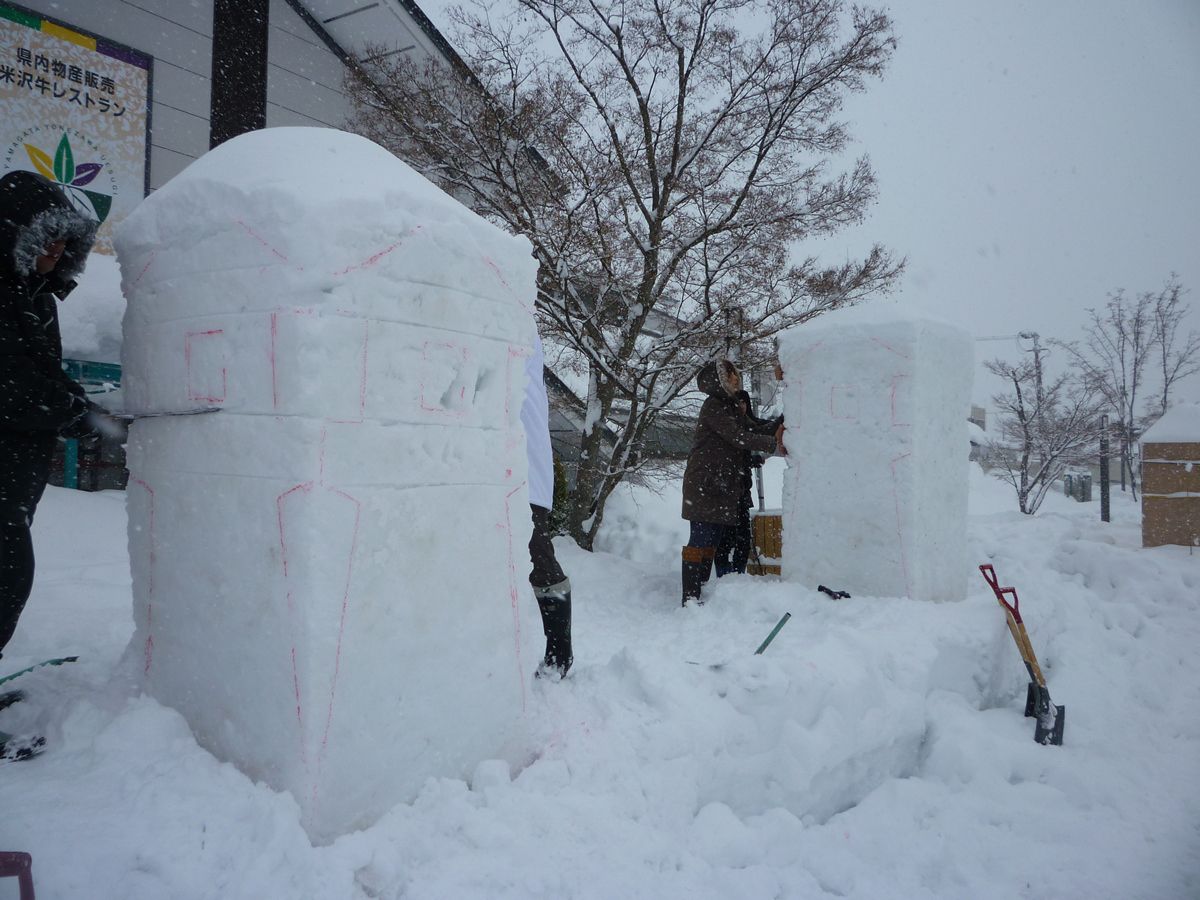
265, 0, 351, 131
14, 0, 365, 189
15, 0, 212, 188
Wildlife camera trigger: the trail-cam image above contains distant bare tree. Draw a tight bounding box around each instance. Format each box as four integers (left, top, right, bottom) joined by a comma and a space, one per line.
1055, 279, 1198, 500
984, 357, 1104, 515
346, 0, 901, 548
1147, 277, 1200, 417
1054, 293, 1154, 499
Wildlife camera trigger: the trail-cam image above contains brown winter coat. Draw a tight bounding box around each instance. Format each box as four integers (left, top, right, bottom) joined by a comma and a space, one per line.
681, 362, 778, 525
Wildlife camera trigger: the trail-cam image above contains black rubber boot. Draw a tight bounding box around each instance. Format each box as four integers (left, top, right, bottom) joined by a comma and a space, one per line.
534, 578, 573, 678
681, 546, 713, 606
0, 729, 44, 761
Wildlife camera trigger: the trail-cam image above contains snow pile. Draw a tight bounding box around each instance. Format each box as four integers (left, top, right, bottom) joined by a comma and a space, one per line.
777, 306, 974, 601
1, 472, 1199, 897
113, 127, 541, 841
1142, 402, 1200, 443
596, 457, 788, 568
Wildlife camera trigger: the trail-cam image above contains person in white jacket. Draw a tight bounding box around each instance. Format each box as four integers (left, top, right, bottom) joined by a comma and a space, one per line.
522, 332, 572, 677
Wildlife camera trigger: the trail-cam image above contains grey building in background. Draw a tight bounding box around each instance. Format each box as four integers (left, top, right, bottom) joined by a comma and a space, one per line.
6, 0, 453, 187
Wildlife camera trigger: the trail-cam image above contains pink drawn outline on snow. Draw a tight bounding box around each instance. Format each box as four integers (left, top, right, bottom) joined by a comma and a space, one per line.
870, 336, 911, 360
185, 329, 227, 404
233, 216, 423, 279
419, 340, 473, 419
130, 250, 157, 289
829, 385, 859, 421
505, 344, 531, 457
483, 254, 534, 315
889, 452, 914, 597
328, 322, 369, 424
235, 218, 295, 268
269, 310, 369, 422
502, 482, 529, 713
128, 477, 156, 675
275, 428, 362, 806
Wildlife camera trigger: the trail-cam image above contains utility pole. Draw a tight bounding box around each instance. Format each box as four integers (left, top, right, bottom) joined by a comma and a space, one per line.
1099, 413, 1110, 523
1016, 331, 1046, 474
1018, 331, 1044, 409
975, 331, 1045, 421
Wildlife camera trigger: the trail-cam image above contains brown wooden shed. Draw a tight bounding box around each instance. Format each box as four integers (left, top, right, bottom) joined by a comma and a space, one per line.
1140, 403, 1200, 548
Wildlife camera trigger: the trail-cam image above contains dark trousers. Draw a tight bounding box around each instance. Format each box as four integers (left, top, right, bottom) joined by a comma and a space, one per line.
687, 521, 727, 551
0, 523, 35, 657
681, 521, 727, 604
715, 506, 752, 576
529, 504, 566, 588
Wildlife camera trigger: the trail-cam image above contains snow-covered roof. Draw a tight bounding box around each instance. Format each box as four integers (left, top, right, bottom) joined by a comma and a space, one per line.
1141, 403, 1200, 444
296, 0, 474, 80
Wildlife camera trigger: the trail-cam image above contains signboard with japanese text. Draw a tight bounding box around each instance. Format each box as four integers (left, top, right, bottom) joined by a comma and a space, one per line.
0, 2, 151, 254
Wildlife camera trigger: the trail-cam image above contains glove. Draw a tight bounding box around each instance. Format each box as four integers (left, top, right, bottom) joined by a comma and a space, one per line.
58, 395, 95, 439
59, 400, 125, 442
85, 405, 128, 441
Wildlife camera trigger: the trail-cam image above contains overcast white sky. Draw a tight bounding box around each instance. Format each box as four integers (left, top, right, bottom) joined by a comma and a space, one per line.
416, 0, 1200, 414
823, 0, 1200, 413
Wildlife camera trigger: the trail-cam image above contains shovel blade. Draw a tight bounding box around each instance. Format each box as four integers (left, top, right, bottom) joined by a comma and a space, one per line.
1034, 704, 1065, 746
1024, 681, 1039, 718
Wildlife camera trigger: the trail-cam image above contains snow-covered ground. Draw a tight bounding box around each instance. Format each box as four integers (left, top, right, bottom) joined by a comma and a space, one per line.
1, 466, 1198, 899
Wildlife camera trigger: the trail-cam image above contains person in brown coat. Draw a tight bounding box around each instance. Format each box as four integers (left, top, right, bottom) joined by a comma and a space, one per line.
714, 389, 780, 576
680, 360, 784, 606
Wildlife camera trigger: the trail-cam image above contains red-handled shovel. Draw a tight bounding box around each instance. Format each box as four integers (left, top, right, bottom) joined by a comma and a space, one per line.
979, 564, 1065, 746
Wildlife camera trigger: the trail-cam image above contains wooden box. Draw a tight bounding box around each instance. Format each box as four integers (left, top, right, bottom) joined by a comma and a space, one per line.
748, 511, 782, 576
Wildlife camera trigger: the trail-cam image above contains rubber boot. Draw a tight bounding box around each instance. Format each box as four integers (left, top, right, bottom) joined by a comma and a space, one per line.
534, 577, 573, 678
700, 547, 717, 584
681, 546, 713, 606
0, 729, 44, 761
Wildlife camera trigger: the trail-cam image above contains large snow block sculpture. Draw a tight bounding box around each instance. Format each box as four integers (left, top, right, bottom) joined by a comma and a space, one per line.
116, 128, 541, 842
777, 308, 973, 602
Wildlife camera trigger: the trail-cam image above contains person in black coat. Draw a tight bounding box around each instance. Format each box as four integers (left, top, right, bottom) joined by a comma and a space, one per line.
0, 170, 100, 659
714, 390, 780, 577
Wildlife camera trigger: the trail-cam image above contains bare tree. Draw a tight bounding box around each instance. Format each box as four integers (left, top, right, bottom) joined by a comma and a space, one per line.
983, 358, 1104, 515
1147, 276, 1200, 417
1054, 292, 1155, 499
1055, 279, 1198, 500
346, 0, 901, 547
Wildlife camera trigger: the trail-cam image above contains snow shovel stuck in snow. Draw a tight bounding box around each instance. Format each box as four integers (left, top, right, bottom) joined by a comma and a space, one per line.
979, 564, 1065, 746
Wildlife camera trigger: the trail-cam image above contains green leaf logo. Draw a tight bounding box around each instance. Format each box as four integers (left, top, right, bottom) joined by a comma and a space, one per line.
24, 133, 111, 225
81, 190, 112, 222
54, 133, 75, 185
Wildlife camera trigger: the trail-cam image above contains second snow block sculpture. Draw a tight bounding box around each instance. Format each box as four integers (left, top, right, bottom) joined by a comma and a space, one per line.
116, 128, 541, 842
776, 307, 973, 602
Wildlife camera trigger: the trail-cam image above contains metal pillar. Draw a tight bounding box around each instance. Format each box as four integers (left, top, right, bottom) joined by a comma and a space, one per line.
210, 0, 271, 148
1099, 414, 1110, 523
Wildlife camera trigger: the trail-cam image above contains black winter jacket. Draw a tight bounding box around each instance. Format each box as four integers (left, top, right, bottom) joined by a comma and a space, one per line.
681, 362, 778, 525
0, 171, 97, 526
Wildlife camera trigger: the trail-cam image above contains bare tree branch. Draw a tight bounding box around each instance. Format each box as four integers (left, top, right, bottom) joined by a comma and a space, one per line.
983, 358, 1105, 515
1053, 278, 1198, 501
346, 0, 901, 546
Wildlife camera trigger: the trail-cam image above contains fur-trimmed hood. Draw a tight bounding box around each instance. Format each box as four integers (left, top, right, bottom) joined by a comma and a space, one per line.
0, 170, 97, 292
696, 359, 737, 399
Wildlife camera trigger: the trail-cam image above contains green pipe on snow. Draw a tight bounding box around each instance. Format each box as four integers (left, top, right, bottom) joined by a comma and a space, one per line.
754, 612, 791, 655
